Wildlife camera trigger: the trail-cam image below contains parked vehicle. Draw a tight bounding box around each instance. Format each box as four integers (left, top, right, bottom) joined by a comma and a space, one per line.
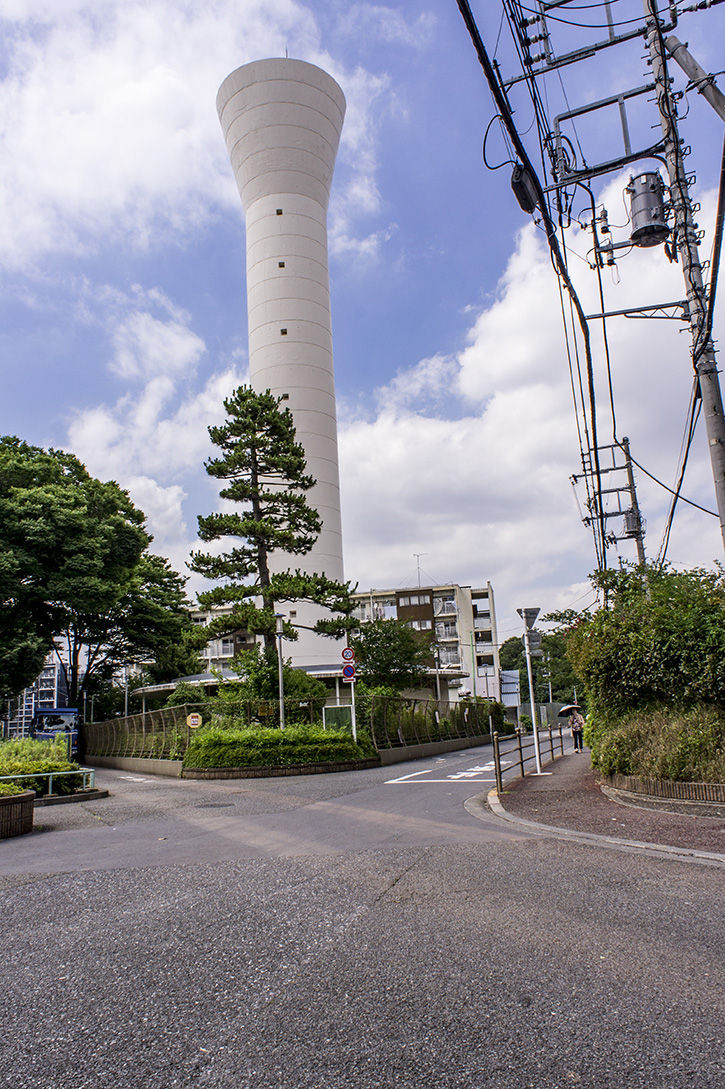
30, 708, 79, 757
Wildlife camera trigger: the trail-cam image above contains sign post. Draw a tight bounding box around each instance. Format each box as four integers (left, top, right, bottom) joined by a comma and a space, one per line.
341, 649, 357, 742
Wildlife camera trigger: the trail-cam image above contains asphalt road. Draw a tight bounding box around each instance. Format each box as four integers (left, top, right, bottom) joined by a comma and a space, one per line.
2, 746, 723, 1089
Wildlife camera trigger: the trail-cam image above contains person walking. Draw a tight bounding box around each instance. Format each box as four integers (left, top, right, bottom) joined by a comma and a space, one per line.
570, 709, 585, 752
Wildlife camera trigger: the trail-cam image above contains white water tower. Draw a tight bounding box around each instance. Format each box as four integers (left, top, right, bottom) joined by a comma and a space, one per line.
216, 58, 346, 666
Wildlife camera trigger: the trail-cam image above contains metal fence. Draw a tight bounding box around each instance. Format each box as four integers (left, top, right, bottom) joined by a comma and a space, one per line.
367, 695, 513, 750
85, 695, 515, 761
491, 726, 566, 792
84, 699, 327, 759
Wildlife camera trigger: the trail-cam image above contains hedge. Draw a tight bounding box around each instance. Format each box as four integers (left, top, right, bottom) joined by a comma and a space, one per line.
183, 723, 376, 769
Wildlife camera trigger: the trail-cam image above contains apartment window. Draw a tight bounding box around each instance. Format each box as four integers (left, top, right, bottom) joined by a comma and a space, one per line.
399, 596, 409, 606
419, 593, 431, 604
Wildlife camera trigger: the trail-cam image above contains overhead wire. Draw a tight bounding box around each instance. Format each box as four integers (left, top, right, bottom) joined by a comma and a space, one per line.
456, 0, 608, 568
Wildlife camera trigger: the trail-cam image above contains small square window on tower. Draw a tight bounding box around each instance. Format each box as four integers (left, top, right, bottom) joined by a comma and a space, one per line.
278, 261, 285, 268
280, 328, 287, 335
276, 208, 283, 215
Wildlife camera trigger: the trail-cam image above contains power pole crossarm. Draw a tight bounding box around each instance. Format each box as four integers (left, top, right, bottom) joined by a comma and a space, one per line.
665, 36, 725, 123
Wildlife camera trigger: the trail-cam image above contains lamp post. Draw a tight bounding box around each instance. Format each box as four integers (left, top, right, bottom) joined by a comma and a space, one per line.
275, 614, 285, 730
517, 608, 542, 774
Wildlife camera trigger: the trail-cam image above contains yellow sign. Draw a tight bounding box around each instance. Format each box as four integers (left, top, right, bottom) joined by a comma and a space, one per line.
186, 713, 202, 728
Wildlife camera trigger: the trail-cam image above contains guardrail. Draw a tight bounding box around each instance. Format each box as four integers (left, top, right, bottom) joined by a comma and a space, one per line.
0, 768, 96, 795
492, 726, 566, 792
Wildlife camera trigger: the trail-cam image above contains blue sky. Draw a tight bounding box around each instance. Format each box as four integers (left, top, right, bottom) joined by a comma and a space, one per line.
2, 0, 725, 646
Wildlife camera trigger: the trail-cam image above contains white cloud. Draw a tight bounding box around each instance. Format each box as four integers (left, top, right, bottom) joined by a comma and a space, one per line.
0, 0, 406, 269
339, 178, 725, 629
110, 311, 205, 380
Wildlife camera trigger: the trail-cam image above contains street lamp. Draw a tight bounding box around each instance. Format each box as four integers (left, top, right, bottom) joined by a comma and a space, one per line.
275, 613, 285, 730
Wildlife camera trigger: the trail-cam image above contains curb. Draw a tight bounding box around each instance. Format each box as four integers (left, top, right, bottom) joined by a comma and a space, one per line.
34, 789, 109, 807
463, 789, 725, 867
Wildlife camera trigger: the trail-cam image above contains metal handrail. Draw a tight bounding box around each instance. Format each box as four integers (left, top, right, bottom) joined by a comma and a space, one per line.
0, 768, 95, 795
492, 726, 565, 792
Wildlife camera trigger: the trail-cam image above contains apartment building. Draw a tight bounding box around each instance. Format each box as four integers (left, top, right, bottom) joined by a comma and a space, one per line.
350, 582, 500, 700
2, 656, 69, 738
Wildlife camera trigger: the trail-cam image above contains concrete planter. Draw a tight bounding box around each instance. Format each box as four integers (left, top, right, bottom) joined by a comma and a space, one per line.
0, 790, 35, 838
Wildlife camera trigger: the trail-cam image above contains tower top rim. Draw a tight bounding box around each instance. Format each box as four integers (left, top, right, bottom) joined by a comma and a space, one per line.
217, 58, 345, 118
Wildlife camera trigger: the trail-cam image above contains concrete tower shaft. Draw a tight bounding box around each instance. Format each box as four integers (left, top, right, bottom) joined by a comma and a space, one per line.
216, 59, 346, 663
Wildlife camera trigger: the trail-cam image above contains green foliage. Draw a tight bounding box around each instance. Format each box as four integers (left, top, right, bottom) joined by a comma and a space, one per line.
189, 386, 354, 648
566, 565, 725, 717
0, 735, 82, 796
499, 631, 578, 703
593, 707, 725, 782
559, 564, 725, 779
0, 781, 28, 797
0, 436, 199, 703
165, 682, 205, 708
218, 645, 328, 704
351, 620, 429, 691
183, 723, 374, 769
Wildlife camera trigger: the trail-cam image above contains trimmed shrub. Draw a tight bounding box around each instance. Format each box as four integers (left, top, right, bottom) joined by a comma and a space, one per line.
0, 781, 26, 797
183, 723, 377, 769
0, 736, 83, 796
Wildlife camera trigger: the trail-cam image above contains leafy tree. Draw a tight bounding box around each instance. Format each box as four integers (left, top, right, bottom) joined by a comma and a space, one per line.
499, 631, 577, 703
215, 646, 328, 705
351, 619, 429, 691
565, 564, 725, 715
0, 437, 148, 698
189, 386, 353, 648
55, 553, 203, 705
0, 436, 201, 704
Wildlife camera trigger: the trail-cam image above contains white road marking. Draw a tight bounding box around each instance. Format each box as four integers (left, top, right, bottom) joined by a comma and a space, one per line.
118, 775, 149, 782
386, 763, 496, 785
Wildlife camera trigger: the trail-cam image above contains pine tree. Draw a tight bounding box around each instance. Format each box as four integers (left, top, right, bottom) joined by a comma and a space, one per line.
189, 386, 353, 649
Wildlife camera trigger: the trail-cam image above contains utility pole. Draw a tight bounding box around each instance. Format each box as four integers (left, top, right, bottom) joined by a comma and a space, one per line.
644, 0, 725, 552
622, 437, 646, 566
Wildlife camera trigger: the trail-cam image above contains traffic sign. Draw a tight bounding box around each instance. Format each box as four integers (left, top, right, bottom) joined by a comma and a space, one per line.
517, 607, 540, 629
341, 647, 355, 661
186, 712, 202, 729
342, 663, 355, 680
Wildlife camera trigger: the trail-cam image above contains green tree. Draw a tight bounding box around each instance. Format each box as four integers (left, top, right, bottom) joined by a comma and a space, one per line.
189, 386, 353, 648
351, 619, 429, 691
561, 564, 725, 771
0, 436, 201, 704
0, 437, 148, 698
216, 645, 328, 705
565, 564, 725, 716
499, 631, 577, 703
55, 552, 204, 704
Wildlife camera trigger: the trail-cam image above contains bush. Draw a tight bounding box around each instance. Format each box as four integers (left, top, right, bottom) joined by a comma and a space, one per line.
592, 706, 725, 782
0, 781, 27, 797
0, 736, 83, 796
183, 723, 377, 769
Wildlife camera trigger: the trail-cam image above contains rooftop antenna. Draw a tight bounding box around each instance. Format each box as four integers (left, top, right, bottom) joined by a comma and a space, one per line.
413, 553, 427, 588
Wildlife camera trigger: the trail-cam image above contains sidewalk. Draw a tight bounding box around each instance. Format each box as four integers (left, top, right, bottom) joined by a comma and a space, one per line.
491, 752, 725, 860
